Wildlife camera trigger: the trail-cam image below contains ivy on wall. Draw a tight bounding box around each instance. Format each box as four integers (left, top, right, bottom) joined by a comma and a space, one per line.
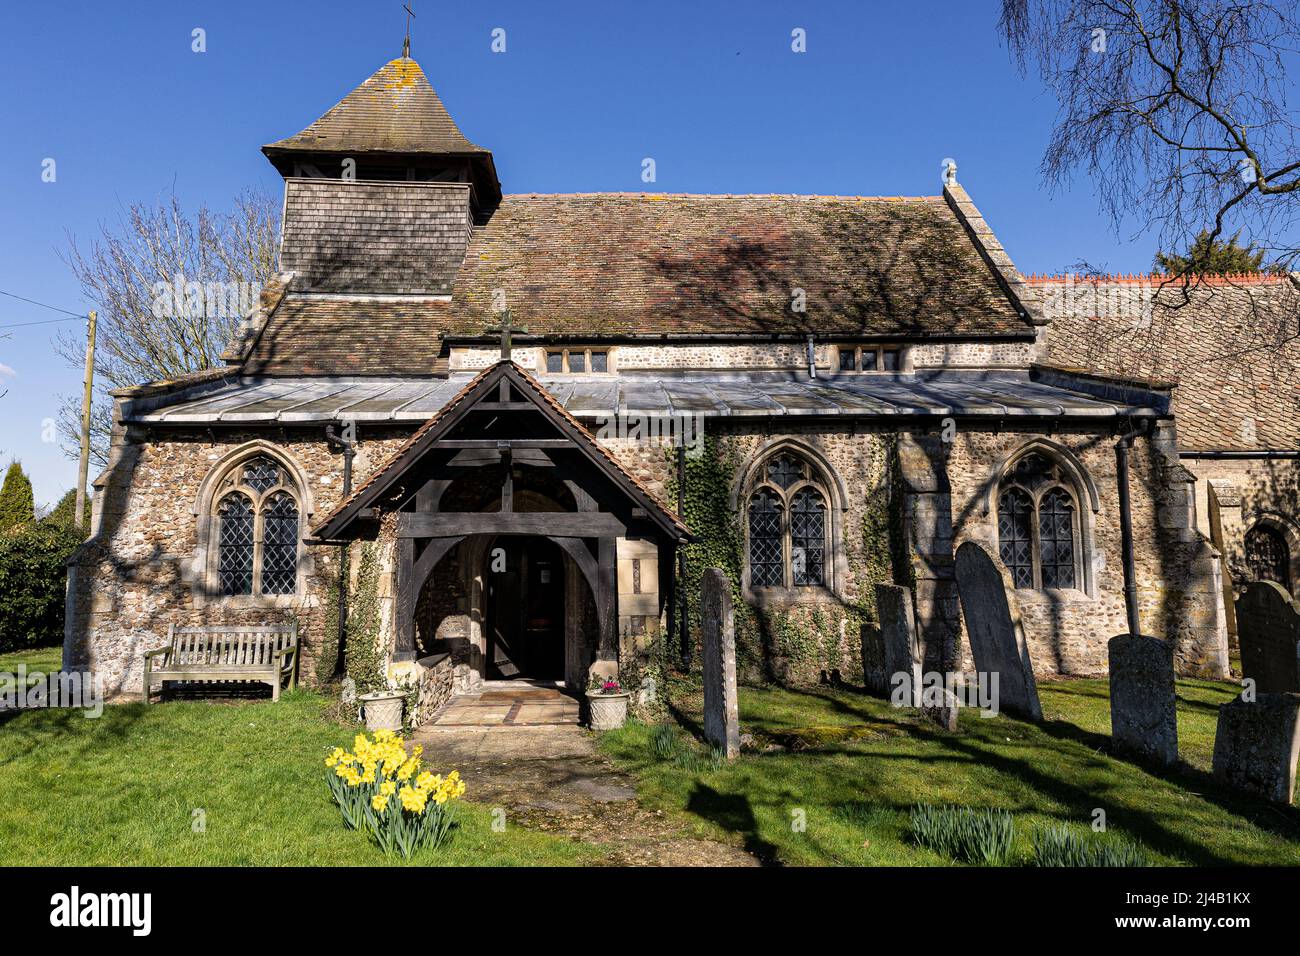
344, 543, 385, 695
666, 432, 908, 686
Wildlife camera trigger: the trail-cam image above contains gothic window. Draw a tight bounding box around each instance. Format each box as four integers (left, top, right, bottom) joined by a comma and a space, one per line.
996, 452, 1081, 591
746, 451, 832, 590
217, 493, 255, 595
211, 454, 302, 597
748, 489, 784, 588
1245, 524, 1291, 591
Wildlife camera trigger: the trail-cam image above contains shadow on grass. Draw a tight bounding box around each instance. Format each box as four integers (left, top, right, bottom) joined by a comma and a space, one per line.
685, 783, 781, 866
688, 682, 1300, 866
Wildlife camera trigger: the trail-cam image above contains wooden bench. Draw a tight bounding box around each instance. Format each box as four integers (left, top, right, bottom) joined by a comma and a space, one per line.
143, 624, 299, 704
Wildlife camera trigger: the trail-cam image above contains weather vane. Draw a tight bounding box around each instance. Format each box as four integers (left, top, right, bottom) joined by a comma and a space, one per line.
402, 3, 416, 58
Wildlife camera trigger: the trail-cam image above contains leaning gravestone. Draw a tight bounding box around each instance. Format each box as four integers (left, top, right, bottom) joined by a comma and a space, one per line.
701, 568, 740, 759
1212, 693, 1300, 804
860, 621, 887, 697
1108, 634, 1178, 766
875, 584, 924, 709
954, 541, 1043, 721
1236, 581, 1300, 694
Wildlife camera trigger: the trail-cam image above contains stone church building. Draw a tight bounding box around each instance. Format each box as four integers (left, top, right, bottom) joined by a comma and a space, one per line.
66, 54, 1257, 711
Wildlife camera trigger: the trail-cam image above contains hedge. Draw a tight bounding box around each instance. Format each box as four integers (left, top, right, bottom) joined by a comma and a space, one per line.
0, 522, 84, 653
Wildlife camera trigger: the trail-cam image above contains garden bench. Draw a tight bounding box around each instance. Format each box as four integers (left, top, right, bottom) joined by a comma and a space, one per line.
143, 624, 299, 703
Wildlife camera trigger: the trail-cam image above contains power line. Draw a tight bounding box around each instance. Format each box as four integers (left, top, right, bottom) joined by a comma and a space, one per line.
0, 314, 85, 329
0, 288, 84, 319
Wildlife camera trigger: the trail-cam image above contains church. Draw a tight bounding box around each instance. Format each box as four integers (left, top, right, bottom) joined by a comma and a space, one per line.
66, 52, 1249, 715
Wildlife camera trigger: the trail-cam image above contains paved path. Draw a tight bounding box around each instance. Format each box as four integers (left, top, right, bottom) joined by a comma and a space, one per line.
412, 719, 760, 866
429, 681, 580, 727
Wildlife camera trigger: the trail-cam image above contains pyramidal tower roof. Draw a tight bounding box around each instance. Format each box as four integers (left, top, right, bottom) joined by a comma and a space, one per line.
264, 56, 489, 156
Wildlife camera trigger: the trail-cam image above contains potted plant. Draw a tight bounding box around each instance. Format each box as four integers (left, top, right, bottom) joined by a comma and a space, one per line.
359, 688, 405, 732
586, 676, 630, 731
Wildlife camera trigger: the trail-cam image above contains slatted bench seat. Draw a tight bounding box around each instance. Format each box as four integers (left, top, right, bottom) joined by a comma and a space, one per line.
143, 624, 299, 703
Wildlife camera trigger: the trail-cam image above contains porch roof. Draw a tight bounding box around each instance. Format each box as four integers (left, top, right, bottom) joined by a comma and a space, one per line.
121, 366, 1167, 425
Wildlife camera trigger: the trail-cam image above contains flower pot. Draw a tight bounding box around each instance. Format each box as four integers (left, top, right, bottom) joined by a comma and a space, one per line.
586, 691, 630, 731
359, 691, 404, 732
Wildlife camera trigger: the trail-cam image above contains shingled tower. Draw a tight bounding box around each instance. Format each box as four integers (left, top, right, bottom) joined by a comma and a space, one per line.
262, 56, 501, 217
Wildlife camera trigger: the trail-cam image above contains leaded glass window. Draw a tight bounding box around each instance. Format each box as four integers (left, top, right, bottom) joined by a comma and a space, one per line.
766, 454, 804, 490
998, 488, 1034, 589
217, 493, 255, 595
243, 457, 282, 494
747, 452, 834, 590
748, 489, 784, 587
790, 488, 826, 586
995, 451, 1082, 592
209, 454, 301, 597
261, 492, 300, 595
1245, 524, 1291, 591
1038, 489, 1076, 589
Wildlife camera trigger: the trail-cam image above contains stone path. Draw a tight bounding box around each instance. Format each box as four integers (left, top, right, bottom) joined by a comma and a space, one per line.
429, 681, 580, 727
412, 719, 761, 866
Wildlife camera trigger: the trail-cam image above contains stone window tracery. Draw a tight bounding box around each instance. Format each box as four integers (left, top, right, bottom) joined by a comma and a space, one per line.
210, 455, 302, 597
996, 451, 1081, 592
746, 452, 830, 590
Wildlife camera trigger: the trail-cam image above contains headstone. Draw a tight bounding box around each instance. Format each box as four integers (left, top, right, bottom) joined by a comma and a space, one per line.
1108, 634, 1178, 765
1236, 581, 1300, 694
701, 568, 740, 759
917, 674, 960, 731
860, 621, 887, 697
638, 676, 657, 708
954, 541, 1043, 721
876, 584, 923, 708
1212, 693, 1300, 804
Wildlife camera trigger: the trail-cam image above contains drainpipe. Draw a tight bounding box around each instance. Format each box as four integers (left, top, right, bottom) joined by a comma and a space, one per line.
806, 334, 817, 379
677, 443, 691, 669
1115, 420, 1150, 639
325, 422, 356, 681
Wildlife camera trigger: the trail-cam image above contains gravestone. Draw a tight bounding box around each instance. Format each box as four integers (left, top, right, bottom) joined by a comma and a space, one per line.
701, 568, 740, 759
954, 541, 1043, 721
876, 584, 923, 708
860, 621, 887, 697
1212, 693, 1300, 804
1236, 581, 1300, 694
1108, 634, 1178, 766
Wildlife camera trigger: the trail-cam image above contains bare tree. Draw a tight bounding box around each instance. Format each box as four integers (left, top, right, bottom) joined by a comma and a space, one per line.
57, 189, 280, 467
1001, 0, 1300, 270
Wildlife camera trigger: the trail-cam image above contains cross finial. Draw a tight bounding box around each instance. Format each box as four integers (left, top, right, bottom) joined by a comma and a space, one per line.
486, 307, 527, 361
402, 3, 416, 58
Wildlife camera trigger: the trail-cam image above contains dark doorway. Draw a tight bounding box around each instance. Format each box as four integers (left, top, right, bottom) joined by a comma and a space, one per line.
485, 537, 566, 680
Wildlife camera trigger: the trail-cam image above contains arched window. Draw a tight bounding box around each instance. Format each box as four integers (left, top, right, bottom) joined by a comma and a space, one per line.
211, 455, 302, 597
746, 452, 831, 590
1245, 523, 1291, 591
996, 452, 1080, 591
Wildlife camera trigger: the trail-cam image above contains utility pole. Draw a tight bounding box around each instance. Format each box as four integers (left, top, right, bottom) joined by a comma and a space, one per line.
74, 310, 97, 528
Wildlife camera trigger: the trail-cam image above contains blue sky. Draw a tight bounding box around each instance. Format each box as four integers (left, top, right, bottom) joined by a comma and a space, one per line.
0, 0, 1207, 505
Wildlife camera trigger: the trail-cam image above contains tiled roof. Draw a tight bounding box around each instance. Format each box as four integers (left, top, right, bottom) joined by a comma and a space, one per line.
243, 294, 450, 376
443, 193, 1032, 337
1034, 274, 1300, 452
263, 57, 488, 156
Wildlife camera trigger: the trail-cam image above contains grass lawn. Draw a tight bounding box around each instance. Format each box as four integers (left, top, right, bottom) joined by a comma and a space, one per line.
0, 645, 64, 682
600, 676, 1300, 866
0, 692, 596, 866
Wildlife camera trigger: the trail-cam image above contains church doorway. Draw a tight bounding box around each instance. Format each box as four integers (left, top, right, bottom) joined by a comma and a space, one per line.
484, 537, 566, 681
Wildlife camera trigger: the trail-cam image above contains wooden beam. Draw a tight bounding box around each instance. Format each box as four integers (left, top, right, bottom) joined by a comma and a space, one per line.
473, 401, 540, 412
436, 438, 574, 449
397, 512, 627, 538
